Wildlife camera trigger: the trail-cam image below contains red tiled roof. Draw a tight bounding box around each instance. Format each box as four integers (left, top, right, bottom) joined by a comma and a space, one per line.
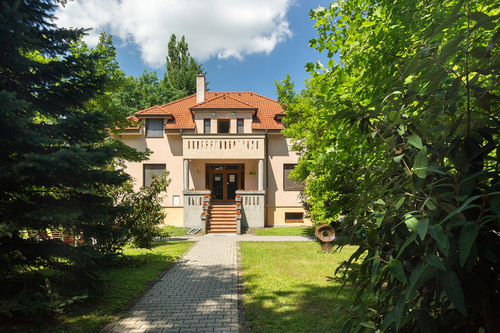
190, 94, 257, 111
135, 105, 173, 118
132, 92, 284, 130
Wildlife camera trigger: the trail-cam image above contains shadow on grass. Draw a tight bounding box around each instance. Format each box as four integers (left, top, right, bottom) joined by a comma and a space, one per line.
243, 273, 353, 333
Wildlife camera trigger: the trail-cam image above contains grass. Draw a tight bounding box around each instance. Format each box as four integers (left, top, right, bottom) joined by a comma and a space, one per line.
256, 226, 315, 236
8, 240, 193, 333
240, 241, 359, 333
161, 225, 187, 237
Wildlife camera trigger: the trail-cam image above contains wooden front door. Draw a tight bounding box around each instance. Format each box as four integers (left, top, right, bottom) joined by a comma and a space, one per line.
206, 164, 245, 202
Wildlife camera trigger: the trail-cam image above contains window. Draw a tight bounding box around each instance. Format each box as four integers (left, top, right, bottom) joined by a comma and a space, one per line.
285, 212, 304, 223
144, 164, 166, 187
283, 164, 305, 190
204, 118, 211, 134
218, 119, 230, 133
237, 118, 244, 133
146, 119, 163, 137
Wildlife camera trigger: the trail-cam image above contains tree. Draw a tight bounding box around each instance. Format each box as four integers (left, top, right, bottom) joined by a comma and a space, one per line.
0, 0, 131, 317
285, 0, 500, 331
112, 70, 187, 115
166, 34, 206, 95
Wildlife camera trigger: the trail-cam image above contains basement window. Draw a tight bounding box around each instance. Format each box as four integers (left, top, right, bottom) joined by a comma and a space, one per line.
285, 212, 304, 223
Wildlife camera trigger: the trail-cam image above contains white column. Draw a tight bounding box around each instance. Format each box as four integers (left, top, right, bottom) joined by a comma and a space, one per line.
258, 159, 264, 191
183, 159, 189, 191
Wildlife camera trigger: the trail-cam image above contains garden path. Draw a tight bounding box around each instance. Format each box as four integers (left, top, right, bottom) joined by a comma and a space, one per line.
104, 235, 315, 333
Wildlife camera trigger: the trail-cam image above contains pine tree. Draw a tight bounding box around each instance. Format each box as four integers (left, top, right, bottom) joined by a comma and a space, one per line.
0, 0, 130, 317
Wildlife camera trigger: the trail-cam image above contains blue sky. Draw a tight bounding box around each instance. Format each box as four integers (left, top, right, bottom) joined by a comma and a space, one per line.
55, 0, 334, 100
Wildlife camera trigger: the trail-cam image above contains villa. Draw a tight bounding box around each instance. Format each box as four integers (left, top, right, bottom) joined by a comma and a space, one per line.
113, 75, 311, 234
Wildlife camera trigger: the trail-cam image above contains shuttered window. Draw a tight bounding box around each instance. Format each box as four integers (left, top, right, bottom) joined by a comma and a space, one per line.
146, 119, 163, 137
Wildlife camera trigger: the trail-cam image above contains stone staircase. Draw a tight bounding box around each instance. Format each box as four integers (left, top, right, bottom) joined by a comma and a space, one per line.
207, 204, 237, 234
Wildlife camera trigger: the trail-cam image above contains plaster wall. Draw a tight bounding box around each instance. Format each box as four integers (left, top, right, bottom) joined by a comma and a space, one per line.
194, 111, 253, 133
267, 134, 302, 207
268, 207, 313, 227
117, 132, 185, 207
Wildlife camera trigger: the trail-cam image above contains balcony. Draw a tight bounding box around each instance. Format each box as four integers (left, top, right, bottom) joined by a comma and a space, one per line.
182, 134, 265, 159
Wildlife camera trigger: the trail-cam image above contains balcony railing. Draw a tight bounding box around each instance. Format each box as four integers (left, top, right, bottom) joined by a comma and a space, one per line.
182, 134, 265, 159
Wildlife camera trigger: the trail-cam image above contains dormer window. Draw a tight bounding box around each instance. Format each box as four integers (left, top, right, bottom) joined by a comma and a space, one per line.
146, 119, 163, 137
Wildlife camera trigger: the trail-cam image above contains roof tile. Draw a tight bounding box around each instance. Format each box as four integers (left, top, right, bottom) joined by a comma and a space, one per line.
132, 91, 284, 130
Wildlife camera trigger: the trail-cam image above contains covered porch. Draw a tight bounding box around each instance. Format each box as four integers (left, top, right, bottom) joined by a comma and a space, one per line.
182, 158, 266, 234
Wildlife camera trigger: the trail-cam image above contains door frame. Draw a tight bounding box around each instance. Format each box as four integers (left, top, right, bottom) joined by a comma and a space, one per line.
206, 163, 245, 202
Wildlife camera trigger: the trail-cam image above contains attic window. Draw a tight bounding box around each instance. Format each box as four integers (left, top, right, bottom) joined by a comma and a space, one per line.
146, 119, 163, 137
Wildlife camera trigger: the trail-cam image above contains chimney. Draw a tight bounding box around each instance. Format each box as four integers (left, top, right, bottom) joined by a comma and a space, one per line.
196, 74, 205, 103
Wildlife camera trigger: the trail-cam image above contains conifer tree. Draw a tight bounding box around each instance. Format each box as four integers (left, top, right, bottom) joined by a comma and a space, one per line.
0, 0, 130, 317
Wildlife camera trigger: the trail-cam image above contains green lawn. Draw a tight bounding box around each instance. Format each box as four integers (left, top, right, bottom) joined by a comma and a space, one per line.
9, 241, 193, 333
240, 242, 358, 333
256, 226, 315, 236
161, 225, 188, 237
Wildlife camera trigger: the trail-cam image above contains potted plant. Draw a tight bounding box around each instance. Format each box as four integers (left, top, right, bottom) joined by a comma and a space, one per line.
235, 210, 241, 219
201, 211, 208, 220
235, 202, 241, 210
202, 202, 209, 211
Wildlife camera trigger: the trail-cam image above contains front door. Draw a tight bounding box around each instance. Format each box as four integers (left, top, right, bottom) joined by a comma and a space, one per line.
227, 173, 238, 200
206, 164, 245, 202
212, 172, 224, 200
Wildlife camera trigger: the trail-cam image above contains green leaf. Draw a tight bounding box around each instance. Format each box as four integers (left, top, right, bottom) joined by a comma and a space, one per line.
441, 195, 481, 223
417, 218, 429, 241
406, 261, 429, 300
394, 154, 405, 163
413, 146, 428, 178
423, 197, 437, 210
362, 21, 376, 27
428, 13, 465, 40
459, 221, 479, 267
438, 270, 467, 316
375, 199, 386, 205
397, 124, 407, 136
395, 295, 406, 330
360, 322, 376, 329
371, 252, 381, 283
406, 135, 423, 149
388, 259, 408, 283
439, 35, 465, 62
394, 196, 406, 209
470, 12, 499, 31
428, 224, 450, 256
397, 233, 418, 259
424, 253, 446, 271
404, 216, 418, 232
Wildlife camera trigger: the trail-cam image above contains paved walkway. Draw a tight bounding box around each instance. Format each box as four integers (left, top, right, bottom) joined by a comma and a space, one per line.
104, 235, 314, 333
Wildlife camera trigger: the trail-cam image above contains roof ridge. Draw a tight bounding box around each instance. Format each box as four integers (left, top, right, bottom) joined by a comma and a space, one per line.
192, 93, 256, 109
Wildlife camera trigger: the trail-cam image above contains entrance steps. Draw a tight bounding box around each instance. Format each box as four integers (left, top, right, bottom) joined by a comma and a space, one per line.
207, 205, 237, 234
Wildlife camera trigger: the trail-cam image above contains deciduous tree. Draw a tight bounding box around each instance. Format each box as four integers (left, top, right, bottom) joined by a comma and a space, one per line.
285, 0, 500, 331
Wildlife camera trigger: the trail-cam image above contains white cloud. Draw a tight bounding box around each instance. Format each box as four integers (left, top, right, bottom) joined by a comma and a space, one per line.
54, 0, 293, 68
